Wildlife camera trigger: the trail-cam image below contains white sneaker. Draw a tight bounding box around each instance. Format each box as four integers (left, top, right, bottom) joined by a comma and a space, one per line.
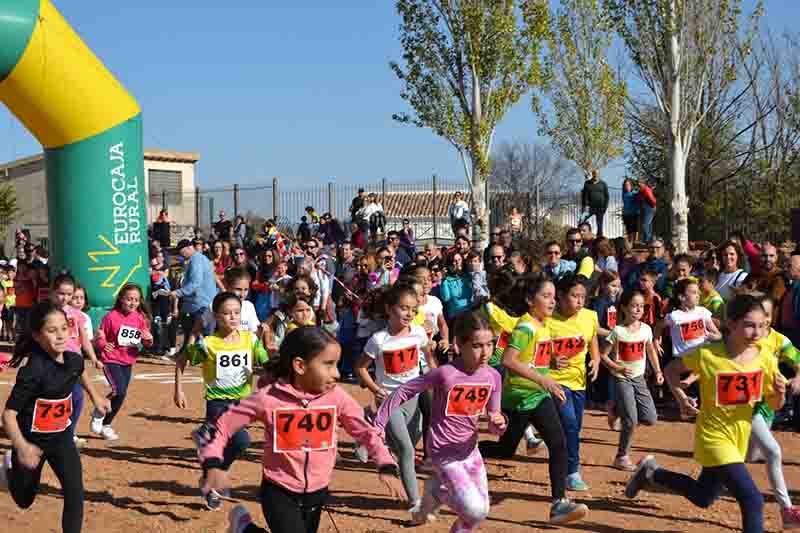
228, 504, 253, 533
90, 409, 105, 435
73, 436, 87, 449
354, 444, 369, 463
100, 426, 119, 441
0, 450, 11, 491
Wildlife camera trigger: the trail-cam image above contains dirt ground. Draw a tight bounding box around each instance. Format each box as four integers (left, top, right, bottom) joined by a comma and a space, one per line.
1, 359, 799, 532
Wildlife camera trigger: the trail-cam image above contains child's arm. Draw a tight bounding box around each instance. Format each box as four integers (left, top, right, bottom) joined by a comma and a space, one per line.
652, 319, 665, 355
373, 373, 435, 434
487, 370, 507, 435
436, 313, 449, 353
501, 345, 566, 404
174, 350, 190, 408
80, 372, 111, 414
355, 353, 386, 402
587, 335, 601, 382
705, 316, 722, 342
79, 325, 103, 369
646, 340, 663, 384
599, 339, 625, 375
768, 372, 787, 411
664, 359, 698, 416
1, 409, 41, 469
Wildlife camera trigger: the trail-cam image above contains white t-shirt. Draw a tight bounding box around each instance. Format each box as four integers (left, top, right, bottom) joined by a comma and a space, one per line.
364, 325, 428, 392
201, 299, 260, 334
665, 306, 714, 356
607, 323, 653, 379
715, 269, 747, 301
419, 295, 444, 336
81, 312, 94, 341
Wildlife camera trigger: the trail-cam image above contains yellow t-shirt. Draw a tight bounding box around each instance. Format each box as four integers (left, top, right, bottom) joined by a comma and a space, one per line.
683, 342, 779, 467
546, 308, 598, 391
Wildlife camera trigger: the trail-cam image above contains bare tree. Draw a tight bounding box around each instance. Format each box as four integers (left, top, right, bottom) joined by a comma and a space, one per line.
490, 140, 580, 237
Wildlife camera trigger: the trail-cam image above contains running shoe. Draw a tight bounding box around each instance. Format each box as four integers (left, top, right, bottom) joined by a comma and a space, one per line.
625, 455, 658, 499
549, 498, 588, 524
90, 409, 105, 435
613, 455, 636, 472
199, 477, 223, 511
100, 426, 119, 441
354, 444, 369, 464
0, 450, 11, 491
73, 436, 88, 449
566, 473, 589, 491
526, 436, 544, 455
782, 506, 800, 529
228, 504, 252, 533
410, 475, 441, 525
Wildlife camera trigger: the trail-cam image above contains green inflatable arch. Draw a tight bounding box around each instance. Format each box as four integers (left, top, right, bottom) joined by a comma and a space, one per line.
0, 0, 149, 320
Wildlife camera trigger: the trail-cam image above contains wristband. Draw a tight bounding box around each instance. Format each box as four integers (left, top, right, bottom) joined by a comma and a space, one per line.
378, 464, 400, 477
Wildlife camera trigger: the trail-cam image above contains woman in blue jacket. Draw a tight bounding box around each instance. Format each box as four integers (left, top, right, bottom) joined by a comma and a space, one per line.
440, 251, 472, 322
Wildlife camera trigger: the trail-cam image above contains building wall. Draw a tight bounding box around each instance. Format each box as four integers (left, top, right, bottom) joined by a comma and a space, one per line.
144, 158, 197, 229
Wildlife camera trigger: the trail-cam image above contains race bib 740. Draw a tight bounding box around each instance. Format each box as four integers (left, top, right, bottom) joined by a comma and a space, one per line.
273, 406, 337, 453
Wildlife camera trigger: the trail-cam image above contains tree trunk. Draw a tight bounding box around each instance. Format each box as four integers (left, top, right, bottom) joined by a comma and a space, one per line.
670, 136, 690, 252
471, 154, 489, 251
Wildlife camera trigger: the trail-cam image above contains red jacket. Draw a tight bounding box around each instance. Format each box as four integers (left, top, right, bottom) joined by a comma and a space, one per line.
639, 185, 657, 208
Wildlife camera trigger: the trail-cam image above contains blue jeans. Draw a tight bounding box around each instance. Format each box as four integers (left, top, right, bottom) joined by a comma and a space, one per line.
70, 382, 84, 437
641, 205, 656, 243
654, 463, 763, 533
336, 308, 357, 378
103, 364, 132, 426
556, 386, 585, 476
206, 399, 251, 471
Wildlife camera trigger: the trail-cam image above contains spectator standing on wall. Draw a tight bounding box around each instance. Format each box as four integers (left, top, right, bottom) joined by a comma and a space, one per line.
350, 188, 367, 226
448, 191, 471, 237
621, 178, 640, 245
638, 178, 657, 244
233, 215, 248, 248
213, 209, 233, 242
169, 239, 218, 351
581, 169, 610, 238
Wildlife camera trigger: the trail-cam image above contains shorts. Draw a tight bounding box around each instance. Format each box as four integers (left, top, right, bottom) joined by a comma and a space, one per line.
623, 214, 639, 234
2, 307, 13, 322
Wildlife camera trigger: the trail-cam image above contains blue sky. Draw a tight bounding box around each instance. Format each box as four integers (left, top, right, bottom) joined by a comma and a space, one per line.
0, 1, 795, 189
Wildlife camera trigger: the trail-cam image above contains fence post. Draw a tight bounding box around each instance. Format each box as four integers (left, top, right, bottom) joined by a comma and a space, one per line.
209, 197, 214, 228
194, 186, 200, 229
233, 184, 240, 218
328, 181, 334, 214
381, 177, 387, 203
432, 174, 438, 245
272, 177, 279, 220
161, 190, 167, 211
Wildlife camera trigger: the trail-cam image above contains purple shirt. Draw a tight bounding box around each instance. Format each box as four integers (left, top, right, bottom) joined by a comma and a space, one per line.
374, 360, 504, 462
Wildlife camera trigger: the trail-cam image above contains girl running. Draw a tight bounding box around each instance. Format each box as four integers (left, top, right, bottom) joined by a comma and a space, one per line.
748, 294, 800, 528
592, 271, 622, 430
546, 275, 601, 491
373, 312, 505, 530
656, 278, 722, 358
49, 274, 103, 448
0, 302, 110, 533
175, 291, 270, 510
355, 282, 432, 518
478, 273, 588, 524
625, 294, 786, 533
199, 326, 405, 533
599, 289, 662, 471
90, 284, 152, 442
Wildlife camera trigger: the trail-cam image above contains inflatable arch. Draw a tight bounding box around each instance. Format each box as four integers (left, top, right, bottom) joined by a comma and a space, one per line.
0, 0, 148, 317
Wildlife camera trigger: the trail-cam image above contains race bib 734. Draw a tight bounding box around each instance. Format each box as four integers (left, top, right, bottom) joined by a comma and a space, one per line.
273, 406, 337, 453
31, 394, 72, 433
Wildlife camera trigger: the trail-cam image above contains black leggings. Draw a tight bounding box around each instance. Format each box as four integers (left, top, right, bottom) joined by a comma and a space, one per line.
10, 435, 83, 533
479, 396, 568, 501
244, 480, 329, 533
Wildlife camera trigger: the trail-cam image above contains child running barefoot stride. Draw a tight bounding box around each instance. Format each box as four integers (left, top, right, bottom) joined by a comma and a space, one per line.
90, 284, 152, 442
478, 273, 588, 525
199, 327, 405, 533
175, 291, 270, 510
0, 302, 110, 533
373, 312, 506, 530
625, 294, 786, 533
599, 289, 662, 471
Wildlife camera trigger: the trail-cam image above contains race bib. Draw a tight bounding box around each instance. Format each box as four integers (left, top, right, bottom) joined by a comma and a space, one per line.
445, 384, 491, 417
382, 345, 418, 377
551, 336, 586, 358
618, 341, 645, 362
680, 319, 706, 343
531, 341, 552, 369
495, 332, 510, 352
215, 351, 252, 382
31, 394, 72, 433
67, 316, 80, 340
273, 406, 337, 453
117, 325, 142, 347
715, 370, 763, 407
607, 308, 618, 329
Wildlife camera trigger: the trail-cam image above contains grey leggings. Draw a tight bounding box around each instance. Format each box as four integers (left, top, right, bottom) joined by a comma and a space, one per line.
747, 413, 793, 509
615, 375, 657, 457
385, 396, 422, 503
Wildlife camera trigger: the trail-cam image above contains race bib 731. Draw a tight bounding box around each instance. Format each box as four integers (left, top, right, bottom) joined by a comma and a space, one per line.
715, 370, 763, 407
273, 406, 337, 453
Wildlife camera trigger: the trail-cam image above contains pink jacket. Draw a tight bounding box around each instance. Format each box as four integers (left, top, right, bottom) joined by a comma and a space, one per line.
199, 380, 396, 494
96, 309, 152, 366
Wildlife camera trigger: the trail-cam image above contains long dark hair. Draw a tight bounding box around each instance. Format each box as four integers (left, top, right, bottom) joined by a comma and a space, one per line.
508, 272, 554, 317
264, 326, 337, 381
10, 302, 67, 368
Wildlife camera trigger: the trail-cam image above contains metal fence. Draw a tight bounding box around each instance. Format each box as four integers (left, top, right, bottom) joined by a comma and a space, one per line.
148, 176, 631, 245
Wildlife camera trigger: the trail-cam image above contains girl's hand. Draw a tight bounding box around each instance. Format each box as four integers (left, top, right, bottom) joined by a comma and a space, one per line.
174, 389, 187, 409
555, 356, 569, 370
678, 396, 699, 418
790, 375, 800, 396
93, 397, 111, 416
93, 359, 105, 370
654, 370, 664, 385
588, 359, 600, 382
488, 411, 507, 431
17, 441, 42, 470
542, 377, 566, 404
374, 388, 389, 403
103, 344, 114, 354
437, 338, 449, 352
203, 468, 230, 495
623, 367, 635, 379
378, 472, 407, 503
654, 340, 664, 356
142, 330, 153, 343
774, 373, 787, 398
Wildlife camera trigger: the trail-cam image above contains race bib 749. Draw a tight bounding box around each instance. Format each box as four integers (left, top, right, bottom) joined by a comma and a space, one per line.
445, 384, 491, 417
